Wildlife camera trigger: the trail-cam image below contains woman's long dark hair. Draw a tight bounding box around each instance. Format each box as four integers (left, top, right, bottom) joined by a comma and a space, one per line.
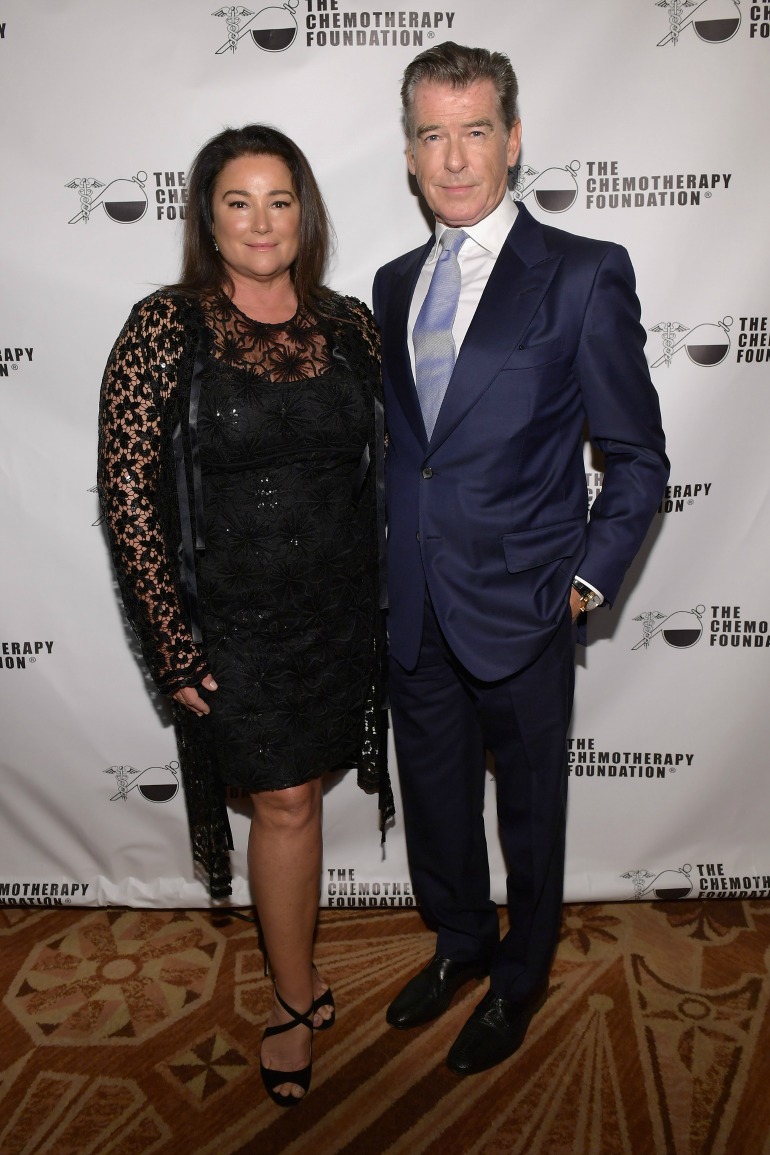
172, 124, 334, 313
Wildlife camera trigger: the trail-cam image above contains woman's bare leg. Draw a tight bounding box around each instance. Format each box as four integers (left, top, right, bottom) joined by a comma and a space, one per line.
250, 777, 328, 1100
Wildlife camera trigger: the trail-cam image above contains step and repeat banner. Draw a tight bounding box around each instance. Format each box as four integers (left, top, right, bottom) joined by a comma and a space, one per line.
1, 0, 768, 910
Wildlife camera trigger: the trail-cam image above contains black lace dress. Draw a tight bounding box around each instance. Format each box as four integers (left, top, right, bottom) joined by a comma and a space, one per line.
98, 290, 391, 898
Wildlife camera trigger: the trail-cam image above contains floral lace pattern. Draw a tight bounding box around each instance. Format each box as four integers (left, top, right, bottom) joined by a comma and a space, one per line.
98, 290, 391, 896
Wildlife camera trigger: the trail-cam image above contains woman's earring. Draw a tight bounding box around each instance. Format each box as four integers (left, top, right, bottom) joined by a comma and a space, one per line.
212, 236, 219, 253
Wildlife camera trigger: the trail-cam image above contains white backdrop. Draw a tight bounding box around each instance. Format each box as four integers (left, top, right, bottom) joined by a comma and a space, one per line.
1, 0, 768, 910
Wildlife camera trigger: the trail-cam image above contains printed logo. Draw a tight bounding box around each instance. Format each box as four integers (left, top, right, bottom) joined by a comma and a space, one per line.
213, 3, 457, 52
104, 762, 180, 804
586, 470, 603, 510
709, 604, 770, 647
0, 880, 91, 907
632, 605, 705, 650
697, 861, 770, 898
633, 604, 770, 650
324, 867, 415, 907
622, 864, 693, 900
568, 738, 694, 780
658, 482, 712, 514
213, 3, 299, 53
0, 346, 34, 378
737, 315, 769, 362
585, 161, 731, 211
1, 640, 54, 670
67, 171, 190, 226
749, 3, 770, 37
66, 172, 148, 225
655, 0, 741, 47
511, 161, 581, 214
88, 483, 104, 527
649, 316, 732, 368
152, 171, 188, 221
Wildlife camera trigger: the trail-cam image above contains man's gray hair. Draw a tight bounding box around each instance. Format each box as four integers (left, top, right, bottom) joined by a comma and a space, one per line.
401, 41, 519, 139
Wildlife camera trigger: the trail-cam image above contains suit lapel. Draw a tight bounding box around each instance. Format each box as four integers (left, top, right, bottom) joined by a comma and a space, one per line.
429, 203, 562, 453
384, 239, 433, 450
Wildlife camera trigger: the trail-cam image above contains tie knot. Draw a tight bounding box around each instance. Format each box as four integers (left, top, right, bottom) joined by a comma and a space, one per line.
439, 228, 467, 257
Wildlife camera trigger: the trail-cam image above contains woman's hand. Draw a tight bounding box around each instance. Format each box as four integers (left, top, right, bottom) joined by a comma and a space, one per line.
172, 673, 218, 716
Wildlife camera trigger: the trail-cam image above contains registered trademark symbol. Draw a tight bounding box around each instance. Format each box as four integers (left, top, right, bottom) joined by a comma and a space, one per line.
427, 31, 434, 37
11, 363, 18, 370
670, 767, 676, 773
29, 656, 36, 663
705, 191, 712, 198
65, 898, 71, 903
688, 499, 694, 505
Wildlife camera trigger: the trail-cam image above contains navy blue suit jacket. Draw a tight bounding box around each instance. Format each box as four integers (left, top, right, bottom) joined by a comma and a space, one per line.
373, 201, 669, 680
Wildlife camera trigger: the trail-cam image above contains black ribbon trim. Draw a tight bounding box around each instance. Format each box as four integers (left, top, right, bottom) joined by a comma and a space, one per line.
374, 397, 388, 611
352, 442, 370, 504
333, 342, 387, 609
172, 418, 203, 645
189, 335, 207, 550
172, 329, 208, 644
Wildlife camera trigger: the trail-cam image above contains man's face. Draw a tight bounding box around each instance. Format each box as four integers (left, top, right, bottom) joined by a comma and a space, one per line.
406, 78, 522, 228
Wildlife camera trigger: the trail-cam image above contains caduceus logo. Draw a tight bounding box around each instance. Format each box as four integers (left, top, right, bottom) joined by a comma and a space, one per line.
66, 172, 148, 225
510, 161, 580, 213
88, 484, 103, 528
104, 762, 180, 803
655, 0, 742, 46
649, 316, 732, 368
622, 864, 693, 900
213, 1, 300, 54
632, 605, 705, 650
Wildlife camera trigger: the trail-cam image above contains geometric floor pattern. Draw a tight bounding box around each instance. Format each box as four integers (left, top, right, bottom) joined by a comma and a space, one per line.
1, 900, 769, 1154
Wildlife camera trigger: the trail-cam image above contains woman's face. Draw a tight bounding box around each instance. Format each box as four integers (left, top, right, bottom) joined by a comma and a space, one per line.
210, 154, 301, 288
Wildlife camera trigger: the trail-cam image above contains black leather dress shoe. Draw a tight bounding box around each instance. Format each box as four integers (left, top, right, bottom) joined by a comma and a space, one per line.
386, 956, 489, 1030
446, 988, 547, 1075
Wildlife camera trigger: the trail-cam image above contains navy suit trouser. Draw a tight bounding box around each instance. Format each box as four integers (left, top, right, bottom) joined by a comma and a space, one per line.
389, 594, 575, 1004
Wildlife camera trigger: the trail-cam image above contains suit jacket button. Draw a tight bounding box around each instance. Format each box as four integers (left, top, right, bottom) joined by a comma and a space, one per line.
421, 466, 433, 479
416, 531, 420, 542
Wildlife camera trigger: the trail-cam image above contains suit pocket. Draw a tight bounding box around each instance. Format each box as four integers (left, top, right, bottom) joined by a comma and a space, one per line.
498, 336, 564, 371
502, 516, 586, 575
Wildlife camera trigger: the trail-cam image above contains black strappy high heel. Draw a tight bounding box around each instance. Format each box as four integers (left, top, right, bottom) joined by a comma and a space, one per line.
260, 989, 314, 1108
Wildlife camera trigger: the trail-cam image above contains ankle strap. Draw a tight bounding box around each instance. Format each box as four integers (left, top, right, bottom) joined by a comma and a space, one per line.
270, 987, 314, 1034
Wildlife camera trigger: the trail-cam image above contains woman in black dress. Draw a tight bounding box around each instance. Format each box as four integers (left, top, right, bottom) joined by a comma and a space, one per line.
98, 125, 390, 1106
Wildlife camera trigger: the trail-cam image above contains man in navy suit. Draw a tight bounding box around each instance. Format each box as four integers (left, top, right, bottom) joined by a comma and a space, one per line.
373, 42, 668, 1075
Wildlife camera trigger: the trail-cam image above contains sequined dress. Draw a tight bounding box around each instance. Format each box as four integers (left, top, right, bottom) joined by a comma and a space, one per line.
98, 291, 390, 897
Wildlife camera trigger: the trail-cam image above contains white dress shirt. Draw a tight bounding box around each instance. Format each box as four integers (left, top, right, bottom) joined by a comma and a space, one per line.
407, 191, 603, 606
407, 191, 519, 373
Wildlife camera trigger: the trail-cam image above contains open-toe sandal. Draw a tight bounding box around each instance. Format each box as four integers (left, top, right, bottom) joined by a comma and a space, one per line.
312, 986, 336, 1031
260, 989, 314, 1108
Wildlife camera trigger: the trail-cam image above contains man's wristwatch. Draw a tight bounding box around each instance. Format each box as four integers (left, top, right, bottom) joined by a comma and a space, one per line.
572, 579, 601, 612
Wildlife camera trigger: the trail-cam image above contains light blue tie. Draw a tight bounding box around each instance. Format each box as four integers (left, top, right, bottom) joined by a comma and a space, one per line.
413, 228, 468, 438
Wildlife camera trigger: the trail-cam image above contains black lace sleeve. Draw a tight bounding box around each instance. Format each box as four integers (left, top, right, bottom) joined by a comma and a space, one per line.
327, 295, 394, 829
97, 294, 208, 694
344, 296, 382, 371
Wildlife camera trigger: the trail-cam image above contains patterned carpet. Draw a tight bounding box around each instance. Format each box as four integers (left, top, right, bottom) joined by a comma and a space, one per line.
1, 900, 769, 1154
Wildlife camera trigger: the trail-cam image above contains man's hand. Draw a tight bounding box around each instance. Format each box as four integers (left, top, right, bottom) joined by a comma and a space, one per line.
172, 673, 218, 716
569, 587, 584, 623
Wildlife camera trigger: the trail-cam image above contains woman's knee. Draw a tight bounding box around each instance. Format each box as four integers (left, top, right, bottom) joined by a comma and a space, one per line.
251, 779, 322, 829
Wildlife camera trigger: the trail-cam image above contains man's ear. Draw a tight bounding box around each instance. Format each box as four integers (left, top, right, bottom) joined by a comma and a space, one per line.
506, 119, 522, 169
